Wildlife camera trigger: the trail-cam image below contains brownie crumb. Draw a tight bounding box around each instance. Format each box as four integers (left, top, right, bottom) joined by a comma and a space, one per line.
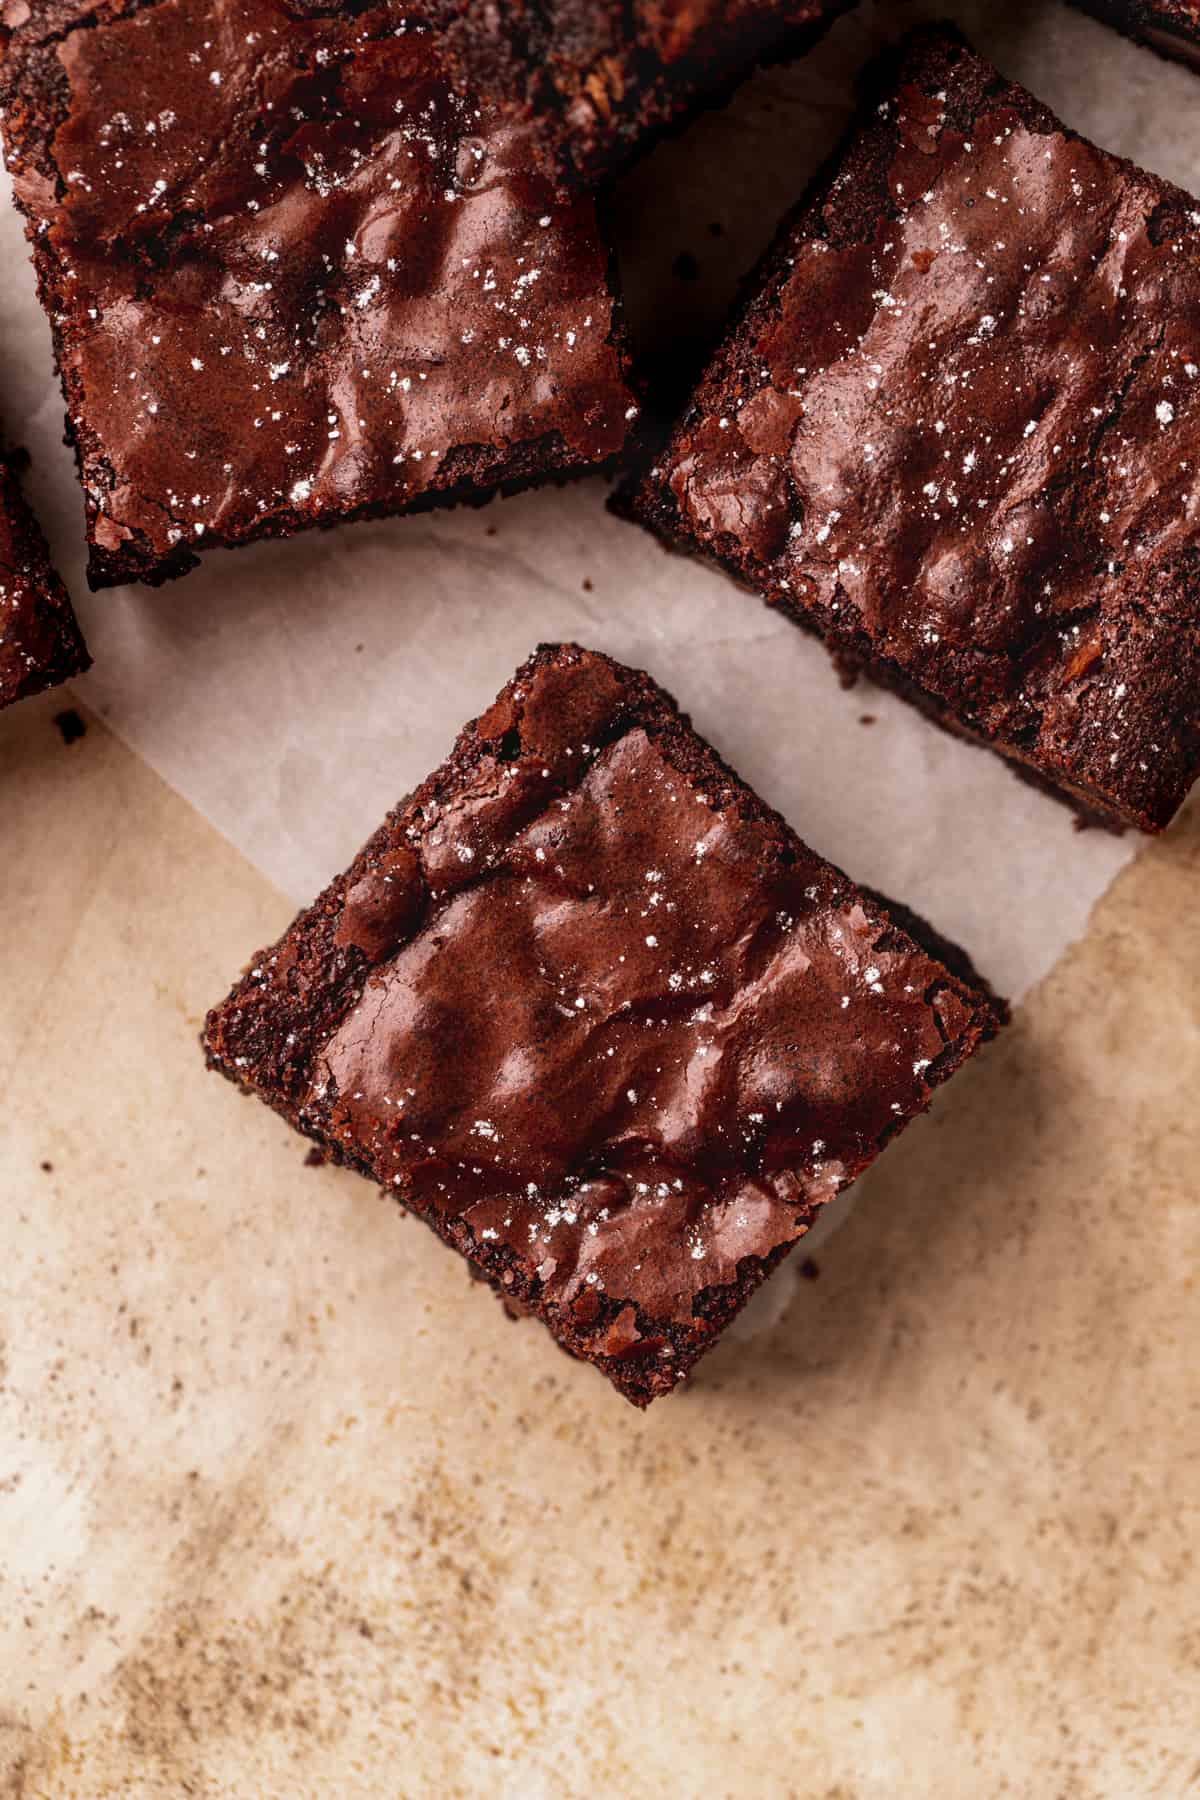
303, 1147, 328, 1169
582, 577, 594, 592
53, 708, 87, 745
859, 714, 877, 728
799, 1258, 820, 1281
39, 1160, 53, 1173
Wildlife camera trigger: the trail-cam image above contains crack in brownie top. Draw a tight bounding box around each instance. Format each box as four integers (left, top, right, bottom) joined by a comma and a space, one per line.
207, 646, 994, 1333
637, 30, 1200, 829
0, 0, 635, 585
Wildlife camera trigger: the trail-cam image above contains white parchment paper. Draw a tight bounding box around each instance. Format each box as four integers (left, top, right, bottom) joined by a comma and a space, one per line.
5, 0, 1198, 1002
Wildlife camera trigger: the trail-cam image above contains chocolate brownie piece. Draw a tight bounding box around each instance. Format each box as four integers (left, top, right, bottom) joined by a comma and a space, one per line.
618, 24, 1200, 833
0, 1, 637, 590
203, 643, 1002, 1408
531, 1, 856, 186
1071, 0, 1200, 68
0, 447, 89, 709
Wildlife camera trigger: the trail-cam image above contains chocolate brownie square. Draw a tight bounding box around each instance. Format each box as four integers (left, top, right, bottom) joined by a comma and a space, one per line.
0, 1, 637, 589
0, 448, 89, 709
619, 24, 1200, 833
204, 644, 1003, 1407
1072, 0, 1200, 68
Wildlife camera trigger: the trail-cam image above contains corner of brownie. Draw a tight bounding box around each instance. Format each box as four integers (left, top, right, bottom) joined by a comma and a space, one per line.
204, 642, 1003, 1407
617, 21, 1200, 834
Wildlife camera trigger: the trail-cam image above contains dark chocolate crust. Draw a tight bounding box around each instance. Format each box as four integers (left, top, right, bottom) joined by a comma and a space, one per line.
617, 23, 1200, 834
0, 449, 89, 709
0, 1, 638, 590
204, 643, 1003, 1408
1071, 0, 1200, 68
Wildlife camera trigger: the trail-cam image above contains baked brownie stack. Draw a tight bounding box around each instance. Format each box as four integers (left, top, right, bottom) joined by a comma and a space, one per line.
1072, 0, 1200, 65
205, 644, 1003, 1406
0, 448, 89, 710
620, 24, 1200, 833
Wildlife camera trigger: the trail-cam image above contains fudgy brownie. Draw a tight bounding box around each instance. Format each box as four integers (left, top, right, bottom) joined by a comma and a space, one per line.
530, 1, 856, 185
204, 643, 1003, 1407
619, 24, 1200, 833
0, 448, 89, 709
1072, 0, 1200, 67
0, 1, 637, 589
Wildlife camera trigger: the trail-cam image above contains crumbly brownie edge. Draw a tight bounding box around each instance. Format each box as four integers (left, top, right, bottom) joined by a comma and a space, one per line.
204, 642, 1002, 1405
615, 22, 1200, 833
83, 434, 634, 592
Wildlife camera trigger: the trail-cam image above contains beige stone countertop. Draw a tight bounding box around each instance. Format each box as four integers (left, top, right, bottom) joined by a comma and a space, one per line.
2, 688, 1198, 1798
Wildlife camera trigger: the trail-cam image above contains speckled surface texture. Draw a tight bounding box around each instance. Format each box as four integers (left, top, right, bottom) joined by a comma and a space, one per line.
3, 686, 1198, 1796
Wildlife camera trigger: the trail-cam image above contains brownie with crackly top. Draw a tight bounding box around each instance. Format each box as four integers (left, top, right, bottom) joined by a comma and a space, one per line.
0, 0, 637, 589
1071, 0, 1200, 69
203, 643, 1002, 1407
618, 24, 1200, 833
0, 446, 89, 709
